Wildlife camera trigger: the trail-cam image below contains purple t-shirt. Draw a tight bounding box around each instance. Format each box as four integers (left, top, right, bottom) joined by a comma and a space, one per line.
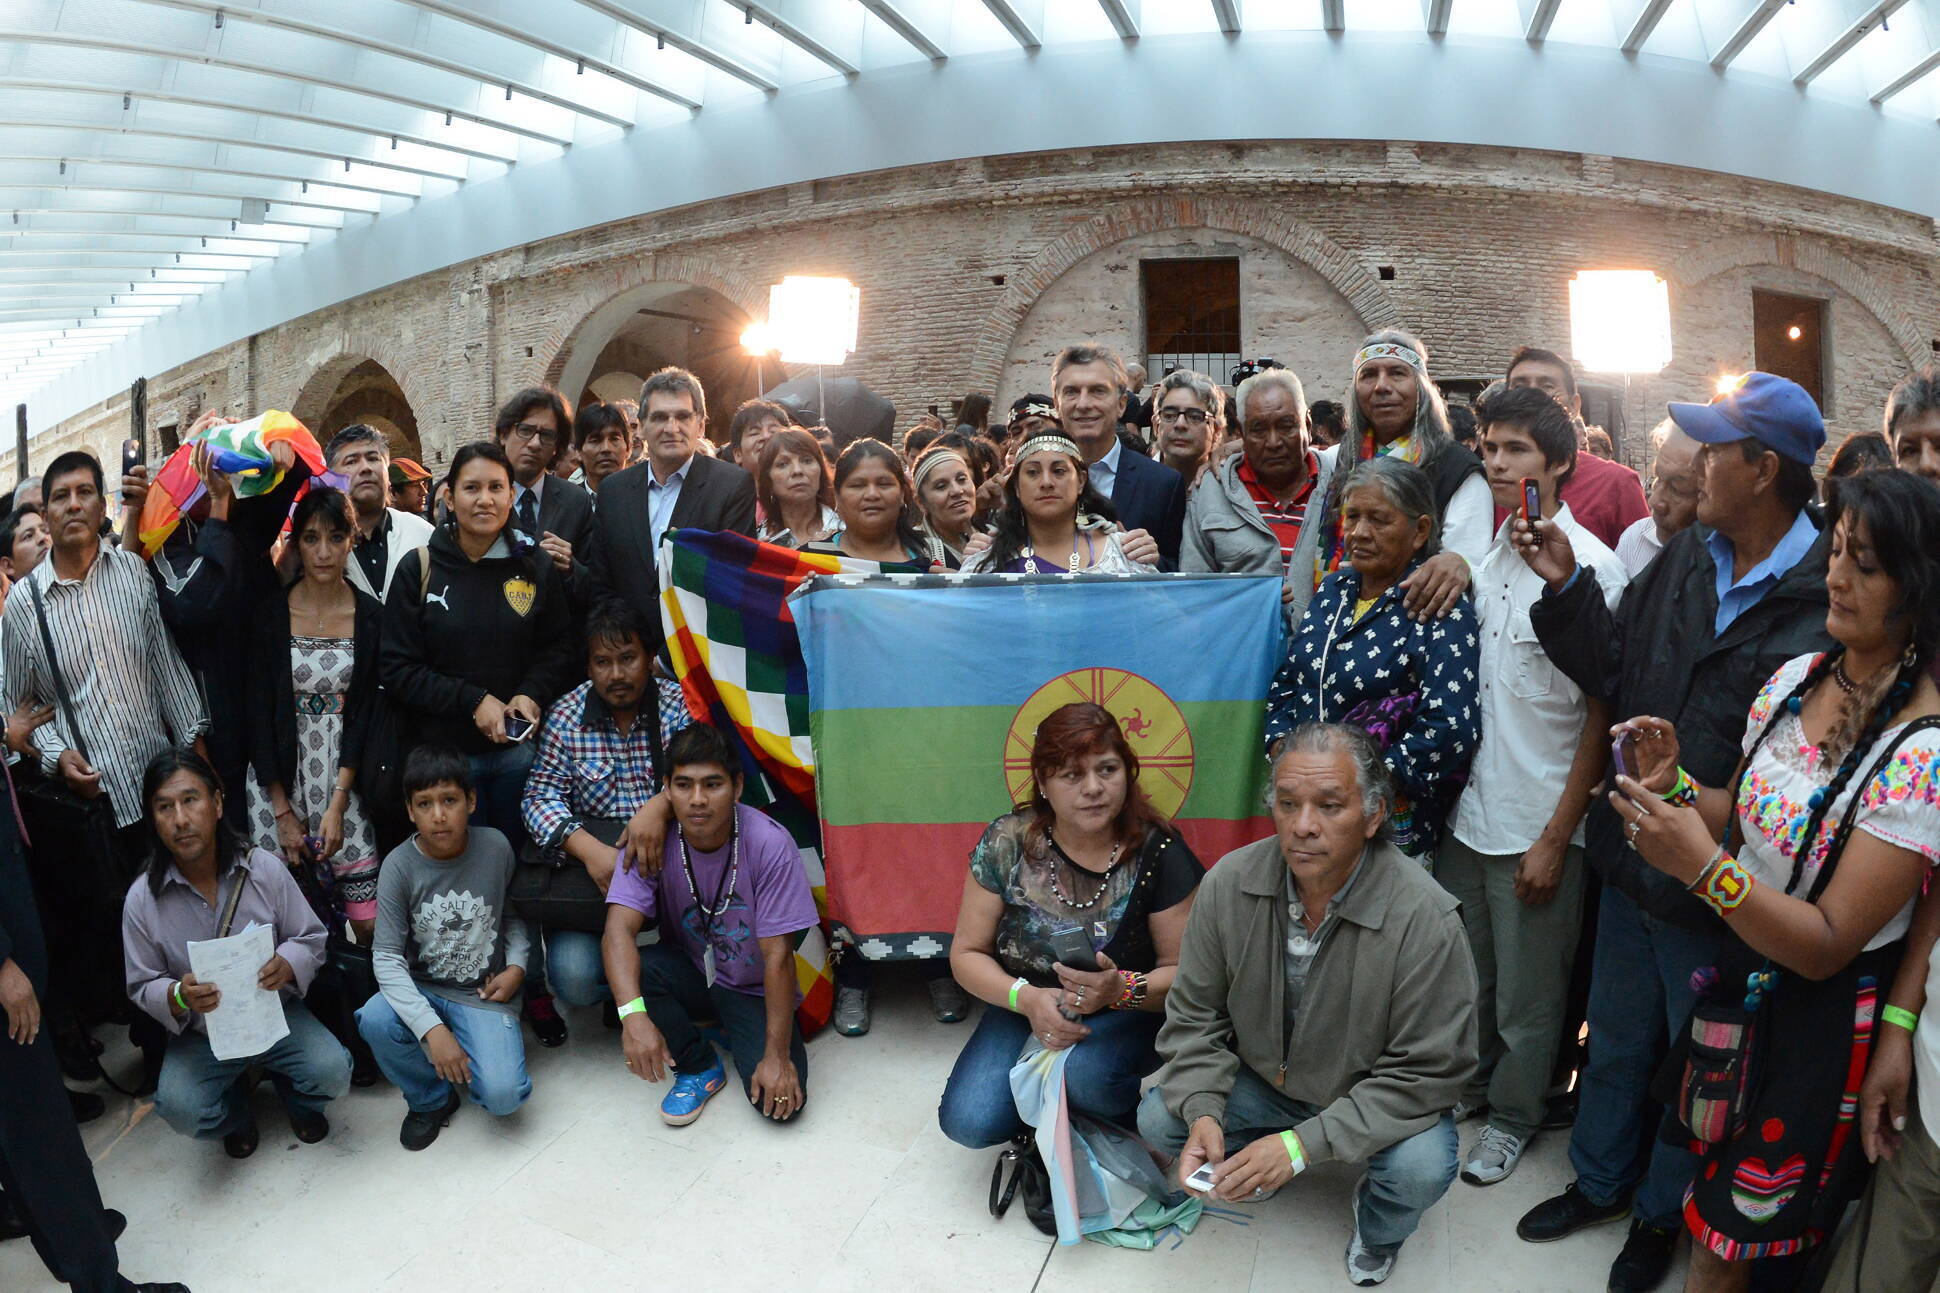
605, 803, 818, 997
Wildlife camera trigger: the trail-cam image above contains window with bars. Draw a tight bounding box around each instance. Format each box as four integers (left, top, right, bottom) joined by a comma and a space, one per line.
1142, 258, 1241, 382
1752, 290, 1828, 414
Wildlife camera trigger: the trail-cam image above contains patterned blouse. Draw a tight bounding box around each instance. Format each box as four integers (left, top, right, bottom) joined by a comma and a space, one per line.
1735, 653, 1940, 949
1263, 559, 1482, 854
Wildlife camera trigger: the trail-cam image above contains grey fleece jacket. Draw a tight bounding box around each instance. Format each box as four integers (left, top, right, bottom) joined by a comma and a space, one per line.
1153, 836, 1478, 1167
1180, 444, 1338, 625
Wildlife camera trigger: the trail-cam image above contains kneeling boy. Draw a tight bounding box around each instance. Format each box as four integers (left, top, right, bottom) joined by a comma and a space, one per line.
358, 746, 533, 1150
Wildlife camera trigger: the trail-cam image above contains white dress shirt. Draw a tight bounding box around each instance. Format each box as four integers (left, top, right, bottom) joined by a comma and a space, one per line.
1448, 504, 1628, 857
1613, 515, 1664, 578
1085, 438, 1124, 498
647, 455, 693, 548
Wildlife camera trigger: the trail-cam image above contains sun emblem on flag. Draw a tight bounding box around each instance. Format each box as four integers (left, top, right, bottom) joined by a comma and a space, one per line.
1005, 668, 1194, 818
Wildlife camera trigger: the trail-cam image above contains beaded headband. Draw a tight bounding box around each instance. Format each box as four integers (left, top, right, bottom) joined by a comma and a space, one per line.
1014, 434, 1083, 464
1354, 342, 1425, 375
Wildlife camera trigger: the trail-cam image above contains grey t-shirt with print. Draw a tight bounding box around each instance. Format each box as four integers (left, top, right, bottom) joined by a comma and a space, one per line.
371, 827, 531, 1039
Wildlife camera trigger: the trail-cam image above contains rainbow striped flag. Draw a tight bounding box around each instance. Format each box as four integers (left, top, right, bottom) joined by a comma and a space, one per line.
657, 529, 923, 1031
135, 410, 324, 557
794, 571, 1286, 958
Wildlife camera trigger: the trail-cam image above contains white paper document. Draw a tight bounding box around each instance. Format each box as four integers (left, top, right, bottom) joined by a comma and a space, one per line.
187, 923, 289, 1062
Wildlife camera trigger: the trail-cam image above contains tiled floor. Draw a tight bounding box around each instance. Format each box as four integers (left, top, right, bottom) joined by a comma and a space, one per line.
6, 970, 1689, 1292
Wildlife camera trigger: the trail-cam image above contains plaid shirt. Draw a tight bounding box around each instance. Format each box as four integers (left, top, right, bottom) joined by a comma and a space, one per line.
520, 677, 691, 849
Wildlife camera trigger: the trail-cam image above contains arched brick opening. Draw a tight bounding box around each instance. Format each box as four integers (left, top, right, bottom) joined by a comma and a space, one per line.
288, 338, 431, 461
969, 196, 1400, 396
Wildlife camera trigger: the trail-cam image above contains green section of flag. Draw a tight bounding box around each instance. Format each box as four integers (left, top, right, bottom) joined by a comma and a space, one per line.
813, 700, 1266, 827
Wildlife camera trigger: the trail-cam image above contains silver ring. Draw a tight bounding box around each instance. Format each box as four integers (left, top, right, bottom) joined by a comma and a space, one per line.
1251, 1187, 1266, 1199
1627, 819, 1642, 841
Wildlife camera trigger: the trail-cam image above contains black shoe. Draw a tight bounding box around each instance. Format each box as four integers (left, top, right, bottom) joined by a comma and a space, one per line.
601, 1000, 620, 1031
1540, 1088, 1579, 1131
400, 1089, 461, 1152
222, 1117, 259, 1160
1607, 1219, 1677, 1292
103, 1208, 127, 1242
1516, 1182, 1631, 1243
525, 995, 567, 1048
69, 1088, 106, 1124
350, 1052, 380, 1089
0, 1189, 27, 1241
288, 1108, 329, 1144
131, 1283, 192, 1292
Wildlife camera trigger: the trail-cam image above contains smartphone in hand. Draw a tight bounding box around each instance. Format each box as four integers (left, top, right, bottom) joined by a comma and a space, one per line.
121, 438, 144, 478
1611, 730, 1639, 797
504, 714, 535, 743
1520, 477, 1540, 527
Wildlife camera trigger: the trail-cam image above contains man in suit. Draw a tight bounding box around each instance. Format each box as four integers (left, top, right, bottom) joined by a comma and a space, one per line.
1053, 344, 1188, 567
496, 387, 596, 601
0, 765, 189, 1292
587, 367, 758, 657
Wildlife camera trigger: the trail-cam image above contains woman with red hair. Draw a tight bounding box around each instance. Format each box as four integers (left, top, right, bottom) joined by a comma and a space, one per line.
939, 702, 1202, 1147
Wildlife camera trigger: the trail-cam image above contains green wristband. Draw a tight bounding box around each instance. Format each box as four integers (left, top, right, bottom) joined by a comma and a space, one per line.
171, 981, 187, 1013
1008, 977, 1028, 1012
615, 996, 646, 1019
1883, 1004, 1920, 1035
1280, 1129, 1306, 1174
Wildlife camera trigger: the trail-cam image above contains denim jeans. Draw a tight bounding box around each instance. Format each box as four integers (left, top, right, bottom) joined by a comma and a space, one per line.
1567, 884, 1729, 1226
153, 998, 351, 1140
1137, 1065, 1459, 1252
355, 990, 532, 1116
633, 942, 809, 1100
937, 1004, 1162, 1149
545, 929, 610, 1008
467, 742, 537, 850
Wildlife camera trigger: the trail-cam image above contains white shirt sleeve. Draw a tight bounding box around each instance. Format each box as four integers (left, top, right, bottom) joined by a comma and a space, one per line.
1440, 472, 1494, 569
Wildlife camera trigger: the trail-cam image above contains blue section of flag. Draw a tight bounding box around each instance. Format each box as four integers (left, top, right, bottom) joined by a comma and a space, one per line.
794, 572, 1285, 712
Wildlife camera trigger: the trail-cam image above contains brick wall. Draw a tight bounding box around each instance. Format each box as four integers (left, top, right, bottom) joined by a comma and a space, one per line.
15, 139, 1937, 484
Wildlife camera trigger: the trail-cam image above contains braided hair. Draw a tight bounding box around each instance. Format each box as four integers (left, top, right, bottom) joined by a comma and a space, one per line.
1735, 470, 1940, 896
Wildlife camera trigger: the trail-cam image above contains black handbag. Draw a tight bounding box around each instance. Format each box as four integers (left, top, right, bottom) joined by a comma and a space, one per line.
509, 817, 626, 934
989, 1134, 1057, 1236
15, 578, 135, 907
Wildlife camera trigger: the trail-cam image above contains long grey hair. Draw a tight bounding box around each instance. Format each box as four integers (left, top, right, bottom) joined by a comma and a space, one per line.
1343, 327, 1455, 467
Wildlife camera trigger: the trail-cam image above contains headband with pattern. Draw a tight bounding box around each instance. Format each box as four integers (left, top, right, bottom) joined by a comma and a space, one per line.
1015, 401, 1058, 422
910, 447, 970, 492
1014, 433, 1084, 464
1354, 342, 1425, 374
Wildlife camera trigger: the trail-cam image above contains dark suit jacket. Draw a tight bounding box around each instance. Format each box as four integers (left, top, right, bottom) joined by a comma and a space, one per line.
515, 475, 596, 607
586, 454, 758, 652
1109, 448, 1188, 569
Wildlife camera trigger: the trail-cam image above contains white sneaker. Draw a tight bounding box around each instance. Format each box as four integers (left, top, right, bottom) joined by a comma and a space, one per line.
1450, 1099, 1485, 1124
1460, 1124, 1526, 1186
1346, 1201, 1398, 1286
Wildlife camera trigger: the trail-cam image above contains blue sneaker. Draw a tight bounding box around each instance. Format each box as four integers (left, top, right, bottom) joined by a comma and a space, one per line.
659, 1063, 727, 1126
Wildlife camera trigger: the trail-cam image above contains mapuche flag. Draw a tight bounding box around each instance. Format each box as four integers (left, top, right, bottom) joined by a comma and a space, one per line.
793, 571, 1286, 960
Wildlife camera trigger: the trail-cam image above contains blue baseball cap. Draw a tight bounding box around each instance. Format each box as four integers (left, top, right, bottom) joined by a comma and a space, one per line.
1667, 372, 1825, 466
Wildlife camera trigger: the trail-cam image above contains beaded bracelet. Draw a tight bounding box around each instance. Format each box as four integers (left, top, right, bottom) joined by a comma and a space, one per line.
1691, 848, 1754, 916
1663, 767, 1698, 808
1110, 970, 1148, 1011
1883, 1005, 1920, 1035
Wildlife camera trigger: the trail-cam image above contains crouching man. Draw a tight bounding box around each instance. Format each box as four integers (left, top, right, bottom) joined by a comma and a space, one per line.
1137, 723, 1478, 1287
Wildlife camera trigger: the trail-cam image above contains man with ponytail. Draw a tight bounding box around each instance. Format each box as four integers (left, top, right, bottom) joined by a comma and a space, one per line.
1511, 373, 1832, 1293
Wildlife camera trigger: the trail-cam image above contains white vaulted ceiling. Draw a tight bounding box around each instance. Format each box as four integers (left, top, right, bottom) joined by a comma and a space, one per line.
4, 0, 1938, 427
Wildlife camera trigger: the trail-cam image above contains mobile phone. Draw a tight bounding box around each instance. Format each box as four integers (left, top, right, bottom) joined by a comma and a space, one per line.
1611, 730, 1638, 792
1520, 476, 1540, 526
504, 714, 535, 743
121, 437, 143, 477
1047, 923, 1099, 973
1185, 1163, 1220, 1193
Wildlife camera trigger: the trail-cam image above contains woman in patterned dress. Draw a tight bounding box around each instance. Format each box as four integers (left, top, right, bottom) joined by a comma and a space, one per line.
246, 486, 384, 938
1613, 469, 1940, 1289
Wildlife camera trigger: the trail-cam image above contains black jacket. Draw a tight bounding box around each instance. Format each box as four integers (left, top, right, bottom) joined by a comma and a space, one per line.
0, 771, 42, 994
1108, 449, 1188, 569
586, 454, 757, 653
246, 587, 384, 799
520, 474, 596, 607
1530, 513, 1833, 929
379, 527, 578, 756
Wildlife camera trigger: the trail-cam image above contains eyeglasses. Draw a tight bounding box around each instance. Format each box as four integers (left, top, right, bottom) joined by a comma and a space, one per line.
1155, 408, 1211, 427
510, 422, 558, 447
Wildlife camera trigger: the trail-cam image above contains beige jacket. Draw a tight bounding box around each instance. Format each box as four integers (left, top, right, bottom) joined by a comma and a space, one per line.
1154, 836, 1478, 1166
